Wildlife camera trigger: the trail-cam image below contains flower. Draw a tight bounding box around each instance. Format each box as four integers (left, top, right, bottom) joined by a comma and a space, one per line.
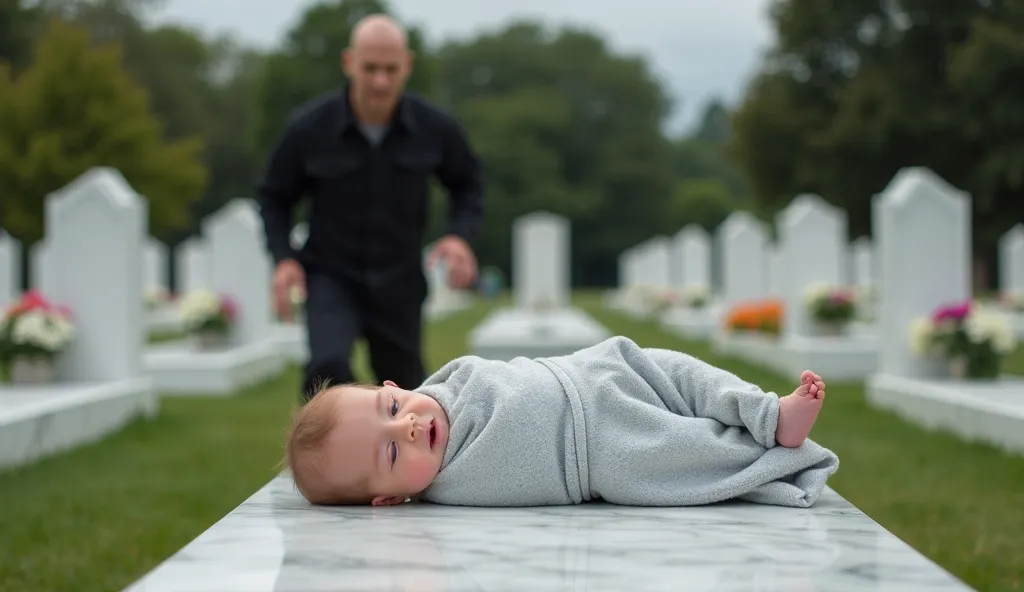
803, 283, 856, 324
1002, 289, 1024, 311
0, 291, 75, 360
680, 284, 710, 308
908, 317, 934, 355
178, 289, 237, 334
907, 299, 1017, 379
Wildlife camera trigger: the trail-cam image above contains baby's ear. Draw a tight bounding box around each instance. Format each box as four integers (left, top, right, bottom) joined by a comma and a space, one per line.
371, 495, 406, 507
383, 380, 398, 388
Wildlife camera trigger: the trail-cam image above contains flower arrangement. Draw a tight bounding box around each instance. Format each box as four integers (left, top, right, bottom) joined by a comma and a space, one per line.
908, 300, 1016, 379
803, 282, 856, 327
680, 284, 710, 309
178, 289, 237, 343
144, 286, 172, 310
724, 299, 783, 336
1001, 289, 1024, 312
0, 291, 75, 383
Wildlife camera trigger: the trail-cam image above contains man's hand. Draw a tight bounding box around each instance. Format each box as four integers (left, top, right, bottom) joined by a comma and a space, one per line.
273, 259, 305, 322
426, 235, 477, 289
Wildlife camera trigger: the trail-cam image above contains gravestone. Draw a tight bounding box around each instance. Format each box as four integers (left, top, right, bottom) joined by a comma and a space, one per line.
999, 224, 1024, 293
875, 168, 970, 378
777, 194, 848, 337
850, 237, 875, 287
513, 211, 569, 309
30, 240, 52, 294
717, 211, 768, 307
174, 236, 211, 295
205, 199, 272, 347
143, 238, 168, 292
676, 225, 710, 289
0, 230, 20, 306
767, 246, 784, 297
640, 236, 672, 292
44, 168, 147, 382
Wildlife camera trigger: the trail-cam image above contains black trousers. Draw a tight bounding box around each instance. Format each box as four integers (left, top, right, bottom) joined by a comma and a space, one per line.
300, 267, 428, 403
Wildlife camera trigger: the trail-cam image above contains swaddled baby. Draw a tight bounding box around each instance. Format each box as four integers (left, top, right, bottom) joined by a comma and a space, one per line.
285, 336, 839, 508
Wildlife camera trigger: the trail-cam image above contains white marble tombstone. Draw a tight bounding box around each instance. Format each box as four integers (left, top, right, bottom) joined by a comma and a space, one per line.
0, 230, 21, 306
717, 211, 768, 307
44, 167, 146, 382
30, 239, 52, 294
875, 168, 970, 378
998, 224, 1024, 293
175, 236, 211, 295
777, 194, 848, 337
850, 237, 875, 287
204, 199, 272, 347
290, 222, 309, 251
513, 211, 569, 309
766, 245, 784, 297
143, 238, 168, 291
642, 236, 672, 291
676, 225, 711, 289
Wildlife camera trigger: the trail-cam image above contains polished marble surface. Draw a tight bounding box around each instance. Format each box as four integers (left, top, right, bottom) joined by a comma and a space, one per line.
124, 474, 972, 591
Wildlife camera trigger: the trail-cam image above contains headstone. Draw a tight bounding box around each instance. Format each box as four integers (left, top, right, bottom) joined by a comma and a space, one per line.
875, 168, 970, 378
717, 211, 768, 307
513, 212, 569, 309
676, 225, 711, 289
850, 237, 875, 287
30, 240, 51, 294
143, 238, 168, 292
174, 236, 211, 295
766, 246, 784, 296
204, 199, 272, 347
639, 236, 672, 290
0, 230, 21, 306
777, 194, 848, 337
44, 167, 146, 382
999, 224, 1024, 292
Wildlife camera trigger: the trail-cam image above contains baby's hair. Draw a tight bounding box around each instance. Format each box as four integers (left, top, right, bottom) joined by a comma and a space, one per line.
280, 377, 379, 505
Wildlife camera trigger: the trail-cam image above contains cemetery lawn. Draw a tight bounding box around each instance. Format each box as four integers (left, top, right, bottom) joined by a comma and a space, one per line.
1, 293, 1020, 591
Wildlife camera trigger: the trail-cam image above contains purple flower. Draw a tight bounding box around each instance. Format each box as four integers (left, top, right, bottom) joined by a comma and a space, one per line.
932, 301, 970, 323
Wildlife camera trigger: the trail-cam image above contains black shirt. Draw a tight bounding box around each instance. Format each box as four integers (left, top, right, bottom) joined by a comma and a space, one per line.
255, 85, 485, 285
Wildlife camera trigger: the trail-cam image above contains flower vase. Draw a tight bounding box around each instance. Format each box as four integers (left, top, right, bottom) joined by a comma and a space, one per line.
948, 355, 968, 380
10, 357, 55, 384
194, 330, 228, 351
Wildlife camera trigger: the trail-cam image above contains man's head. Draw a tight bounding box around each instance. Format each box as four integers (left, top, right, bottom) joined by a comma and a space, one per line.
285, 379, 448, 506
342, 14, 413, 122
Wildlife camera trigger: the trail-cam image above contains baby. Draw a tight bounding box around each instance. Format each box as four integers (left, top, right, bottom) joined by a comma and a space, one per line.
285, 336, 839, 509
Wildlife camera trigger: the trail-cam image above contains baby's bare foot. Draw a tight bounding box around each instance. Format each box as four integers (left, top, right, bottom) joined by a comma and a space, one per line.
775, 370, 825, 448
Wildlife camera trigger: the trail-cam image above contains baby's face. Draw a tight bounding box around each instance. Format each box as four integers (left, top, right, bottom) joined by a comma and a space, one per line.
322, 380, 449, 506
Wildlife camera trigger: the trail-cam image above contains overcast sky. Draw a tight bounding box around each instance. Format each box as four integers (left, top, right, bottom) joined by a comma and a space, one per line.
147, 0, 775, 135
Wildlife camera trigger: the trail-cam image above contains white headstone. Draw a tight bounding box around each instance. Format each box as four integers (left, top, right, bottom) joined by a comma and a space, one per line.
777, 194, 848, 336
639, 236, 672, 289
513, 211, 569, 308
204, 199, 272, 346
31, 240, 51, 294
44, 167, 146, 382
0, 230, 21, 306
876, 168, 970, 378
999, 224, 1024, 292
717, 211, 768, 307
143, 237, 168, 291
674, 225, 711, 289
290, 222, 308, 251
766, 245, 784, 297
175, 236, 211, 294
850, 237, 875, 287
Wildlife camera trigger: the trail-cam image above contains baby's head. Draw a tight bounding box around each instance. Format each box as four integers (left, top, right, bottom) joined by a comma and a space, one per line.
285, 379, 449, 506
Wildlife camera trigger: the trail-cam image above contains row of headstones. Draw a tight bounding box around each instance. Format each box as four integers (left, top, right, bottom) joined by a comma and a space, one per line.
0, 168, 274, 384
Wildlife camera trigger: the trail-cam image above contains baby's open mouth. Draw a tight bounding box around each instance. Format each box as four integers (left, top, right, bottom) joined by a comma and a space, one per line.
428, 420, 436, 449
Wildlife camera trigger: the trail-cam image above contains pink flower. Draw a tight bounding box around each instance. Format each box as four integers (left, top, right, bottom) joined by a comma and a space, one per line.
221, 296, 238, 321
933, 300, 970, 323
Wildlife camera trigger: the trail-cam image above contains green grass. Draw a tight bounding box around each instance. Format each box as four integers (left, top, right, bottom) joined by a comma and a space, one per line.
1, 292, 1022, 591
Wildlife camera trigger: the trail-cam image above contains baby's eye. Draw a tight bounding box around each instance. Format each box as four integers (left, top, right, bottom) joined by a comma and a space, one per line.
389, 442, 397, 465
390, 397, 398, 416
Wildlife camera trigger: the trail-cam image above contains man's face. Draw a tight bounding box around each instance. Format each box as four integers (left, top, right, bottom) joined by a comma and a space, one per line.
343, 43, 412, 115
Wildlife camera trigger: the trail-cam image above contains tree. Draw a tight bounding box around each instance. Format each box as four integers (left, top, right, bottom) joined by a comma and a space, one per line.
0, 18, 207, 245
251, 0, 435, 162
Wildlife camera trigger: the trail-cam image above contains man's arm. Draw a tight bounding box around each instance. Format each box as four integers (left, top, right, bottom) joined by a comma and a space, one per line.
255, 119, 308, 264
435, 118, 485, 246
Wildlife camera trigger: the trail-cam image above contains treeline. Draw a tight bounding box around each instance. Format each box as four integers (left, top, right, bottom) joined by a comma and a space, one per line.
2, 0, 1019, 287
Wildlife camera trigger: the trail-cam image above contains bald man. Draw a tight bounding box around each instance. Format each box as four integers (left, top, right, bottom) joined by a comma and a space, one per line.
256, 14, 485, 403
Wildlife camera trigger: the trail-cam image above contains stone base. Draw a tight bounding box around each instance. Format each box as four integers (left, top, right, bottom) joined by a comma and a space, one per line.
122, 474, 972, 591
0, 377, 157, 470
867, 373, 1024, 455
660, 304, 722, 339
468, 306, 612, 361
424, 293, 472, 321
712, 331, 878, 380
143, 338, 287, 395
273, 322, 308, 364
147, 305, 182, 334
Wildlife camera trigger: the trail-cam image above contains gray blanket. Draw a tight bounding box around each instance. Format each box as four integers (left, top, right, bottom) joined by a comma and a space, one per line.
417, 336, 839, 507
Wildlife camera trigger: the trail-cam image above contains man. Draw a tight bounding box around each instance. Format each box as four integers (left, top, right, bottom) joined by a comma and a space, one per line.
256, 14, 484, 403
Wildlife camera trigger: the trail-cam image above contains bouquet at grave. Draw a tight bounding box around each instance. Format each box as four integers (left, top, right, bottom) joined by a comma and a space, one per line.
803, 282, 856, 325
1000, 289, 1024, 312
178, 289, 237, 336
680, 284, 710, 309
144, 286, 171, 310
908, 300, 1016, 379
724, 299, 783, 335
0, 290, 75, 365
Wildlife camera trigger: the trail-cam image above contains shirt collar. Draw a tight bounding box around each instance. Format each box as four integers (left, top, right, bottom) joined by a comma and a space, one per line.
336, 83, 416, 134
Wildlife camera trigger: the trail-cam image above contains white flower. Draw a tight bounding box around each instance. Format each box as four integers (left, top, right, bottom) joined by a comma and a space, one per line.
802, 282, 833, 307
908, 316, 934, 355
177, 289, 225, 331
5, 309, 75, 354
144, 286, 169, 307
964, 305, 1016, 354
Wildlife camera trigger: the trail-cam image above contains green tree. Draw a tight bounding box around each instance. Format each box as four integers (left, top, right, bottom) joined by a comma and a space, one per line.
0, 18, 207, 245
